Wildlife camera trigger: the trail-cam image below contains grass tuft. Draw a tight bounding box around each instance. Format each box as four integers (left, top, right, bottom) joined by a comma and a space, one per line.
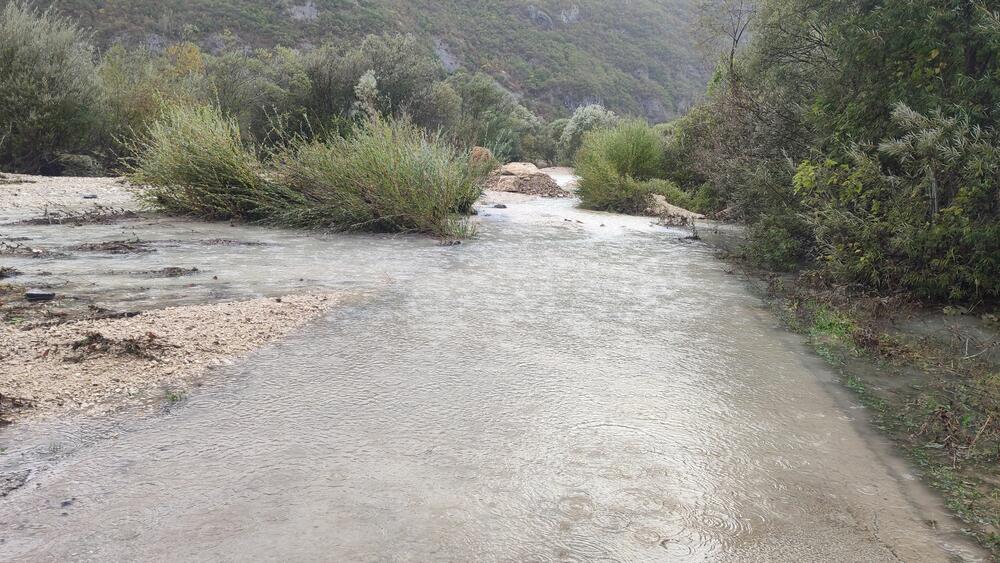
124, 104, 300, 221
126, 107, 483, 237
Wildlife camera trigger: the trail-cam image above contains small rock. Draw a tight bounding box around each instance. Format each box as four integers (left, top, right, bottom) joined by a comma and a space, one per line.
81, 194, 98, 200
493, 204, 508, 209
25, 289, 56, 302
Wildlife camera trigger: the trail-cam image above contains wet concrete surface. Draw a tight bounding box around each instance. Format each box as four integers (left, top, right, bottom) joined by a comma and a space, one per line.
0, 189, 987, 561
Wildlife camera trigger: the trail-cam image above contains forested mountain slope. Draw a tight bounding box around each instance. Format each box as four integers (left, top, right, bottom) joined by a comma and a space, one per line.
34, 0, 707, 120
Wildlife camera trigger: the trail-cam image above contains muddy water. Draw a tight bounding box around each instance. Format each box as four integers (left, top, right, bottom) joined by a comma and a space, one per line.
0, 194, 987, 561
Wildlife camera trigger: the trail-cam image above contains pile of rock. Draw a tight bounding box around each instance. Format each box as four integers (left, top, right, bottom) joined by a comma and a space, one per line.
647, 194, 705, 225
484, 162, 572, 198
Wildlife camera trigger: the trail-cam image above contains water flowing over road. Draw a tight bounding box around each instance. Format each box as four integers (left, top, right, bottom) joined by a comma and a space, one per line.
0, 185, 986, 561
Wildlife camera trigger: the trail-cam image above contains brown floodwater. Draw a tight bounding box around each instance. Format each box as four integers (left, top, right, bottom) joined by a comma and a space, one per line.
0, 188, 987, 561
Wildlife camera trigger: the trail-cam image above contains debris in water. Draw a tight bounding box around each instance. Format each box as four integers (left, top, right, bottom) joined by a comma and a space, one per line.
11, 205, 140, 226
136, 267, 199, 279
25, 289, 56, 302
0, 470, 30, 497
0, 241, 66, 258
71, 238, 154, 254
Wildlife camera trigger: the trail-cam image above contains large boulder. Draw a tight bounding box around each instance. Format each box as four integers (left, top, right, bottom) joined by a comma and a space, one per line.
499, 162, 540, 176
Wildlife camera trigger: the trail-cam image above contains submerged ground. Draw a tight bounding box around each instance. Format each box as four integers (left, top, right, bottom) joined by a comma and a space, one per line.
0, 173, 989, 561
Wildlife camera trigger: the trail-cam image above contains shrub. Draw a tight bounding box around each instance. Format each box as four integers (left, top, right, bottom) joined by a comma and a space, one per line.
576, 121, 665, 213
558, 104, 619, 163
124, 104, 298, 220
207, 46, 311, 143
745, 211, 814, 272
302, 34, 443, 130
445, 72, 543, 162
659, 109, 711, 190
0, 2, 102, 173
273, 118, 485, 237
98, 45, 212, 164
796, 105, 1000, 300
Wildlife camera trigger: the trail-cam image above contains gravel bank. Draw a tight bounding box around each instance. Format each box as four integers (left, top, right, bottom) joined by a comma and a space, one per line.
0, 174, 139, 224
0, 293, 347, 422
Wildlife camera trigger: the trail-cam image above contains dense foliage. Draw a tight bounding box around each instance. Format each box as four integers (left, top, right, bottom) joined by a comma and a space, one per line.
663, 0, 1000, 303
26, 0, 707, 122
0, 3, 102, 173
272, 118, 484, 236
576, 121, 693, 214
0, 2, 554, 175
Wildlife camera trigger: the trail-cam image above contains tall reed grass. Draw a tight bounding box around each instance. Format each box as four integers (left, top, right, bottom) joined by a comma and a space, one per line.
273, 118, 484, 236
124, 104, 300, 220
126, 106, 484, 237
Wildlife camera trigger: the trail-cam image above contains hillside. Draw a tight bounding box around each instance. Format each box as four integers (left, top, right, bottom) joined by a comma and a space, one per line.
35, 0, 708, 121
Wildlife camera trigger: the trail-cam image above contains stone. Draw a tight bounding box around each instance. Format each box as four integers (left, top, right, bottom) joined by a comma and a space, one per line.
25, 289, 56, 302
499, 162, 540, 176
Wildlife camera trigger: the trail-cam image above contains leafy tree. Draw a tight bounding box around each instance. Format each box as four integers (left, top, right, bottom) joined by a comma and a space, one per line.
558, 104, 619, 163
0, 2, 102, 173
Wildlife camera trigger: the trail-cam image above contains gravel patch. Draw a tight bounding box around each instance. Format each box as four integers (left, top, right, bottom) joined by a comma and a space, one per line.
0, 293, 348, 422
0, 174, 140, 224
484, 172, 572, 198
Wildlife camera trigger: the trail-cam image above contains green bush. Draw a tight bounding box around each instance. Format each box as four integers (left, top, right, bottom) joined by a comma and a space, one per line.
98, 44, 212, 163
0, 2, 102, 173
576, 121, 665, 213
745, 211, 814, 272
273, 118, 485, 237
301, 34, 443, 130
207, 46, 311, 143
444, 72, 543, 163
124, 104, 298, 220
796, 105, 1000, 300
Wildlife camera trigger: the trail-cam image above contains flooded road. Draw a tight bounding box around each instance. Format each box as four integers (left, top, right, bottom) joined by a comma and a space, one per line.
0, 190, 986, 561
